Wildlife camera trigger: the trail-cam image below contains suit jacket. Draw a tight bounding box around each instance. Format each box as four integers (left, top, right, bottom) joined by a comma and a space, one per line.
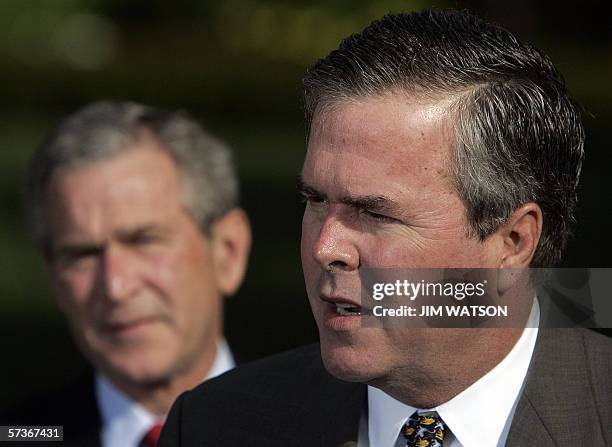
0, 373, 102, 446
159, 329, 612, 446
0, 344, 241, 447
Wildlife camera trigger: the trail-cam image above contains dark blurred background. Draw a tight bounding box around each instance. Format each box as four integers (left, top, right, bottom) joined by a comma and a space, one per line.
1, 0, 610, 409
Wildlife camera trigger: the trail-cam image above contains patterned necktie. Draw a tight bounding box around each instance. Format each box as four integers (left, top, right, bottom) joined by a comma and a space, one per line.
401, 411, 446, 447
139, 422, 163, 447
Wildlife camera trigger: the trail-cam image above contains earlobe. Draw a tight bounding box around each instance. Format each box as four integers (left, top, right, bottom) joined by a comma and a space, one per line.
500, 203, 543, 269
211, 209, 252, 297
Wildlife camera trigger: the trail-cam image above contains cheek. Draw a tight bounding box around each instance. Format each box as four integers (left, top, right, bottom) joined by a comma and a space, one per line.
53, 270, 95, 309
141, 242, 217, 307
51, 273, 98, 339
356, 233, 429, 267
142, 252, 180, 293
300, 212, 317, 265
300, 215, 323, 303
359, 232, 475, 268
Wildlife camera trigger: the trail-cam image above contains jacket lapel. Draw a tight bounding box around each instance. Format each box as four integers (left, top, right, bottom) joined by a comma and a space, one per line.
322, 381, 364, 447
505, 394, 554, 446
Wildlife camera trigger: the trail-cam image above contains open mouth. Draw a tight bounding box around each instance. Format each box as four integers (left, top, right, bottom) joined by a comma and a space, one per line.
335, 302, 362, 316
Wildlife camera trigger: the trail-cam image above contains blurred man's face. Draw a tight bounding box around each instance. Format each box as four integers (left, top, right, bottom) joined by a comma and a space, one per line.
46, 139, 226, 387
300, 94, 503, 384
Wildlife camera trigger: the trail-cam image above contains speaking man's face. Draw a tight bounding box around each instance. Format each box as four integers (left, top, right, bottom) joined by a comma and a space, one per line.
45, 138, 229, 388
300, 94, 504, 385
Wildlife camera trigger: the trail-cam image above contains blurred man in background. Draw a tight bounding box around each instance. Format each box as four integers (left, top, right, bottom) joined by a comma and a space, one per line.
159, 9, 612, 446
5, 101, 251, 447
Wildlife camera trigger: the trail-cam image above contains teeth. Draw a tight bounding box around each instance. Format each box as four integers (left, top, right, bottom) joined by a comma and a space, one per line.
335, 303, 361, 316
336, 303, 355, 308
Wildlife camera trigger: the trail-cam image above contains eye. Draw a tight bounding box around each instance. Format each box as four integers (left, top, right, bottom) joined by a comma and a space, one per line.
308, 195, 326, 204
299, 192, 326, 205
361, 209, 396, 223
56, 247, 102, 269
125, 231, 164, 246
130, 234, 157, 245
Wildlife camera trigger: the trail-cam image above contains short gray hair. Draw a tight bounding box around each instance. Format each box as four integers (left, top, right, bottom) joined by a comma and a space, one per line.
303, 9, 585, 267
26, 100, 239, 254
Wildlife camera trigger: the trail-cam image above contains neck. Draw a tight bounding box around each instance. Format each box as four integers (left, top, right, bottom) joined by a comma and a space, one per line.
106, 338, 220, 416
371, 327, 523, 408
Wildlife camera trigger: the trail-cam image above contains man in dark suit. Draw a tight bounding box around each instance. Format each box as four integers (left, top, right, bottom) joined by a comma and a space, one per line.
159, 9, 612, 446
3, 101, 251, 446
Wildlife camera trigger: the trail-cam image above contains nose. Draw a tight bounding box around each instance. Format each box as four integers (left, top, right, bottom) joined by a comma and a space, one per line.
98, 244, 139, 301
312, 208, 359, 272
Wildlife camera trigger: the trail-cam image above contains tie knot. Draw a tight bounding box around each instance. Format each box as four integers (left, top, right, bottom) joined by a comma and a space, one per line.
402, 411, 446, 447
140, 422, 164, 447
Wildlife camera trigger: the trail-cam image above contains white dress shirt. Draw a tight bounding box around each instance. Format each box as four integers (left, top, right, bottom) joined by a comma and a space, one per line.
360, 300, 539, 447
96, 338, 235, 447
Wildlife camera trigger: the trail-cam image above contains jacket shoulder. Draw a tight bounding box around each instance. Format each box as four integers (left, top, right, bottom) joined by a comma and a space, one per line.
511, 329, 612, 446
193, 343, 326, 395
579, 330, 612, 419
161, 344, 364, 446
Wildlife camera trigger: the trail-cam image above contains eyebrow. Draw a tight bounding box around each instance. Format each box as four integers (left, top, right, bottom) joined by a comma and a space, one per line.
115, 224, 163, 242
53, 242, 104, 261
53, 224, 165, 255
296, 175, 402, 214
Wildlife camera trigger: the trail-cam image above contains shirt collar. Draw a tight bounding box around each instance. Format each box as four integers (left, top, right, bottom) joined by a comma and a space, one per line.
96, 338, 235, 447
204, 338, 235, 380
367, 299, 539, 447
368, 387, 418, 447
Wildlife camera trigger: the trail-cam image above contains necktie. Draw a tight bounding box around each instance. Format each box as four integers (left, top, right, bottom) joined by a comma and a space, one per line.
140, 423, 163, 447
402, 411, 446, 447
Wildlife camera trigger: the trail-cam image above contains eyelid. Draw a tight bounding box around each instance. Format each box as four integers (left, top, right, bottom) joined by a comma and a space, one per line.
309, 195, 326, 203
120, 229, 167, 245
360, 208, 397, 223
129, 233, 157, 243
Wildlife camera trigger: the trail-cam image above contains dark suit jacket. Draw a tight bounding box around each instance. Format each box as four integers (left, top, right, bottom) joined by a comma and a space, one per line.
0, 374, 102, 446
0, 346, 243, 447
159, 329, 612, 446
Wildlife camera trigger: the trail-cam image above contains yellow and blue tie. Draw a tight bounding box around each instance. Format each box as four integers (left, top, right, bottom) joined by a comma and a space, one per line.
402, 411, 446, 447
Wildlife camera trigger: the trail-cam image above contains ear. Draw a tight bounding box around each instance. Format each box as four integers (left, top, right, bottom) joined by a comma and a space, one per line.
210, 208, 252, 297
499, 203, 543, 269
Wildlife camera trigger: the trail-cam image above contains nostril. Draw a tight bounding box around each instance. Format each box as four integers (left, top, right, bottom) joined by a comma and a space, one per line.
327, 260, 350, 272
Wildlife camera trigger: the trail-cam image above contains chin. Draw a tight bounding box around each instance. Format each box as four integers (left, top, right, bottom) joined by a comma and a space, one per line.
319, 335, 385, 383
115, 363, 174, 389
92, 346, 176, 387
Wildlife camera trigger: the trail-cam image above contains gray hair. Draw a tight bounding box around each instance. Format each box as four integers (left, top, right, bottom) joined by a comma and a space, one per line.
303, 9, 585, 267
26, 100, 239, 254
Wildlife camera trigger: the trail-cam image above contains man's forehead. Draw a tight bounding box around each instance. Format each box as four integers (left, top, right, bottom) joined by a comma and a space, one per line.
45, 146, 184, 242
304, 94, 456, 192
310, 92, 454, 134
49, 144, 179, 198
309, 94, 454, 161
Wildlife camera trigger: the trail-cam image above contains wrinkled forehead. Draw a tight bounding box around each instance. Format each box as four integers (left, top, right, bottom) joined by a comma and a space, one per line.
45, 145, 184, 236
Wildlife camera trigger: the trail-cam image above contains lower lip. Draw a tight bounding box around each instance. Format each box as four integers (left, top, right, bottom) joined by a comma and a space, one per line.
322, 304, 362, 332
